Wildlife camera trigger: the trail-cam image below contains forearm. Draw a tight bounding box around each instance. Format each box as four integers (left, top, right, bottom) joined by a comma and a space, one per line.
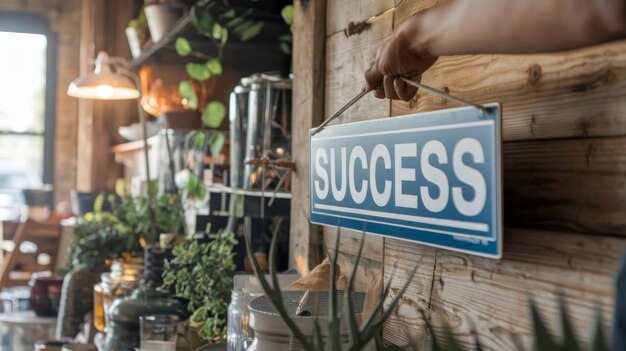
408, 0, 626, 57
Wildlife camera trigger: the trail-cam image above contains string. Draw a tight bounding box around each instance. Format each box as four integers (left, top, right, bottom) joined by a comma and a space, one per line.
311, 76, 491, 136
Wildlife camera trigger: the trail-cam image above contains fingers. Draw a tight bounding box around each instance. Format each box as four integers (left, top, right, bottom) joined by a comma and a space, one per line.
394, 77, 417, 102
364, 66, 384, 92
384, 76, 399, 100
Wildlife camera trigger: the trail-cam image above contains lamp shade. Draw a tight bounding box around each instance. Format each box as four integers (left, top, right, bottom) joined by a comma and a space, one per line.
67, 51, 140, 100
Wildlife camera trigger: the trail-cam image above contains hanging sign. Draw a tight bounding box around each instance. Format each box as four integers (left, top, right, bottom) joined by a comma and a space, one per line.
309, 103, 502, 258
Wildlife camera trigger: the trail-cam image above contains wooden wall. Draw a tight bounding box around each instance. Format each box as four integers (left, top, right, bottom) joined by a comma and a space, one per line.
291, 0, 626, 349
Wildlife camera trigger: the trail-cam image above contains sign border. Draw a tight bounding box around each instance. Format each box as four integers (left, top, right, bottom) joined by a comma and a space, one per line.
309, 103, 503, 259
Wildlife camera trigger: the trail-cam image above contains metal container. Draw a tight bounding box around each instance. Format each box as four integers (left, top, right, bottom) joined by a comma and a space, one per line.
229, 84, 250, 189
229, 74, 292, 192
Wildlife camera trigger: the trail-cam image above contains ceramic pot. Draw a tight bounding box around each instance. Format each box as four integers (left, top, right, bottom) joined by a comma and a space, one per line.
145, 4, 185, 43
105, 288, 189, 351
247, 291, 375, 351
125, 26, 145, 59
29, 276, 64, 317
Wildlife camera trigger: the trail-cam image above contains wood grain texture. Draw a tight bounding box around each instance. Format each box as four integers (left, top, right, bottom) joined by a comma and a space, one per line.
289, 0, 327, 273
504, 136, 626, 234
326, 0, 394, 36
377, 0, 626, 349
77, 0, 138, 192
325, 10, 393, 125
393, 44, 626, 142
383, 229, 626, 350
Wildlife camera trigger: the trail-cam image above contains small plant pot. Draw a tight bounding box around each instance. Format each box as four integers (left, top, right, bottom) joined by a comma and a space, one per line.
125, 26, 146, 59
145, 4, 185, 43
247, 291, 375, 351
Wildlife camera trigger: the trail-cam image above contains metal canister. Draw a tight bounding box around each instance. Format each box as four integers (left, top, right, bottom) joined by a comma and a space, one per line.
229, 80, 250, 189
230, 74, 293, 191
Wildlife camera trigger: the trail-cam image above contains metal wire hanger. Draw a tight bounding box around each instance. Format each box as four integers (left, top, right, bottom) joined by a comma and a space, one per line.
312, 76, 492, 136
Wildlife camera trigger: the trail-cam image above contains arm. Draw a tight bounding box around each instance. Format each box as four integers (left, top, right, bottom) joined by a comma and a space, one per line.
366, 0, 626, 101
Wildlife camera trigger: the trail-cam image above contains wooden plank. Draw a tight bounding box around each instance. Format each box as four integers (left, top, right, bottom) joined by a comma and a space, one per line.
326, 0, 394, 37
289, 0, 327, 274
503, 136, 626, 234
393, 45, 626, 142
325, 10, 393, 125
76, 0, 137, 192
383, 229, 626, 350
324, 227, 384, 317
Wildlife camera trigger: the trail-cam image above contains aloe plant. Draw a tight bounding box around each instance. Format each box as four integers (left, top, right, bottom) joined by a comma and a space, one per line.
246, 223, 612, 350
245, 227, 418, 350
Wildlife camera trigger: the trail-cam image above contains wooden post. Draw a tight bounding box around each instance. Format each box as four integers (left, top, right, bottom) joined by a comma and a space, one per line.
76, 0, 137, 192
289, 0, 327, 273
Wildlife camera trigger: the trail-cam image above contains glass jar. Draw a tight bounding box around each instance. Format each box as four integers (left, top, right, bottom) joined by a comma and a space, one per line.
93, 262, 143, 332
227, 290, 261, 351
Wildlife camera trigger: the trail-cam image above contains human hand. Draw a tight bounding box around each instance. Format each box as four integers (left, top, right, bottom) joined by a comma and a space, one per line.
364, 16, 438, 101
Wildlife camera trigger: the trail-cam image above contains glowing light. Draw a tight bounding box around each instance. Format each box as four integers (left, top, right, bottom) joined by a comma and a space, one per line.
96, 85, 114, 99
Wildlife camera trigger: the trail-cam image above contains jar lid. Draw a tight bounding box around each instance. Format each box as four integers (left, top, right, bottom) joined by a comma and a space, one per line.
239, 73, 292, 90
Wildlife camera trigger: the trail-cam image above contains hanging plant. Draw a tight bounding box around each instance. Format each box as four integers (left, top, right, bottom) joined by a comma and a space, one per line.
175, 0, 266, 136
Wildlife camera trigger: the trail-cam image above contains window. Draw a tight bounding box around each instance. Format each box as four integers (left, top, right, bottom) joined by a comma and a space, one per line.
0, 13, 56, 219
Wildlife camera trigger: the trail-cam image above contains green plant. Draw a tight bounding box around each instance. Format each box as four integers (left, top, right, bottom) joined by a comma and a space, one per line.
128, 5, 147, 30
65, 195, 142, 272
175, 0, 267, 135
248, 227, 612, 350
111, 193, 185, 244
162, 226, 238, 342
246, 229, 418, 350
279, 4, 294, 54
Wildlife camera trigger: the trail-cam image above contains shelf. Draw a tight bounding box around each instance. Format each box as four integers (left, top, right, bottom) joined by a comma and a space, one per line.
208, 185, 291, 218
129, 7, 291, 75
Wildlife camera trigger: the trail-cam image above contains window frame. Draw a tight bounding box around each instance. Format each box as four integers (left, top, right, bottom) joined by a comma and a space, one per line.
0, 11, 58, 188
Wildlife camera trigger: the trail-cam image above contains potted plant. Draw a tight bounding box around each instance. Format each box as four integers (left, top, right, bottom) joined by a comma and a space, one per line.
126, 6, 149, 58
246, 229, 611, 350
174, 0, 271, 144
162, 226, 238, 348
145, 0, 187, 43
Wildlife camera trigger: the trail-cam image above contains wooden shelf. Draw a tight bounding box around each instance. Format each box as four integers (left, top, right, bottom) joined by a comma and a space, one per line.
128, 7, 291, 75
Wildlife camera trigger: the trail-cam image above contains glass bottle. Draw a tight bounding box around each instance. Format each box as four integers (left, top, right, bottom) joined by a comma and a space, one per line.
227, 290, 260, 351
93, 261, 143, 332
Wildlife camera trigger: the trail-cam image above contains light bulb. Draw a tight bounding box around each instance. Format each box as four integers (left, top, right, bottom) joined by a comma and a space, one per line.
95, 85, 114, 99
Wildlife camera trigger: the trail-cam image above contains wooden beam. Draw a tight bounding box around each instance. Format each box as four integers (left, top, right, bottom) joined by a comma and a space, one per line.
75, 0, 105, 192
289, 0, 328, 273
76, 0, 137, 192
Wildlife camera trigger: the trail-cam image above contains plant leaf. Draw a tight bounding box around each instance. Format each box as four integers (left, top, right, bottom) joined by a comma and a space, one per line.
221, 27, 229, 45
281, 5, 295, 26
240, 21, 264, 41
193, 132, 206, 148
191, 5, 213, 33
202, 101, 226, 128
590, 309, 609, 351
178, 80, 194, 98
175, 37, 192, 56
212, 23, 223, 40
206, 58, 223, 75
559, 297, 580, 351
188, 94, 199, 110
222, 9, 236, 19
186, 63, 211, 81
209, 132, 225, 156
530, 300, 557, 351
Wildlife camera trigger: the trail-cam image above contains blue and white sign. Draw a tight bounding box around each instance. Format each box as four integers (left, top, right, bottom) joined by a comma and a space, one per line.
309, 103, 502, 258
